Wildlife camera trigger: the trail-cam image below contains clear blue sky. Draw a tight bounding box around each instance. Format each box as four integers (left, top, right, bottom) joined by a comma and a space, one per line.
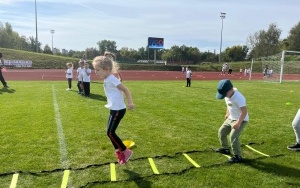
0, 0, 299, 52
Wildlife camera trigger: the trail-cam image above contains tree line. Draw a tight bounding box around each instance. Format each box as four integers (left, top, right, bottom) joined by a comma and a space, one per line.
1, 21, 300, 64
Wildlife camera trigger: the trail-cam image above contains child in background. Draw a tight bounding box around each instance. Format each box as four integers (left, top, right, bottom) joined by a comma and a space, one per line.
77, 60, 84, 94
215, 79, 249, 163
82, 62, 91, 97
186, 66, 192, 87
0, 52, 9, 88
287, 109, 300, 151
65, 62, 73, 90
92, 52, 134, 165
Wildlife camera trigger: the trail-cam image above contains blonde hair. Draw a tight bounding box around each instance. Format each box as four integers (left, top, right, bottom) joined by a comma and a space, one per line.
66, 62, 73, 68
92, 52, 119, 73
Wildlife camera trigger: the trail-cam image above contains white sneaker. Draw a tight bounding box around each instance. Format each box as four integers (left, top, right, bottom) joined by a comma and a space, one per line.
66, 88, 71, 91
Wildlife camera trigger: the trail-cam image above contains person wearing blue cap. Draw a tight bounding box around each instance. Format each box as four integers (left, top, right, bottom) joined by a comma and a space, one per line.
215, 79, 249, 163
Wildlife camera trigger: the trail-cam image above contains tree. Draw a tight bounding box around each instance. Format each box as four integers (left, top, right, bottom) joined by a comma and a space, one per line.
85, 47, 99, 59
43, 44, 52, 54
224, 45, 248, 62
286, 21, 300, 51
97, 40, 117, 55
247, 23, 282, 58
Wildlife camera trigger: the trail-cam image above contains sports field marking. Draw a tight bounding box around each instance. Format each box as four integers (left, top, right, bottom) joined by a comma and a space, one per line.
61, 170, 70, 188
183, 153, 201, 168
222, 154, 231, 159
245, 145, 270, 157
52, 85, 69, 168
110, 163, 117, 181
10, 173, 19, 188
148, 158, 160, 174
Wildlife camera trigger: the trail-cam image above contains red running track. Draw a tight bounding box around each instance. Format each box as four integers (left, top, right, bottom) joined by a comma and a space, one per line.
2, 69, 299, 81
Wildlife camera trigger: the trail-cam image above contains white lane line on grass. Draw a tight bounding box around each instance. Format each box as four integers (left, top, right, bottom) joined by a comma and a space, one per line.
10, 173, 19, 188
52, 85, 69, 168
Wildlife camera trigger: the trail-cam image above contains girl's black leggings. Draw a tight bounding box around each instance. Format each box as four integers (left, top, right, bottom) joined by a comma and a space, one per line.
106, 109, 127, 151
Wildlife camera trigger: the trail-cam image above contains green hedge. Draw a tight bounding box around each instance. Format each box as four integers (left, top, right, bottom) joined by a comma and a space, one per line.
1, 48, 264, 72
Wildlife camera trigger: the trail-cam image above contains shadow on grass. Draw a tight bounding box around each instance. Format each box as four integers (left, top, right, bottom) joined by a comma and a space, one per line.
70, 90, 107, 101
123, 169, 152, 188
243, 159, 300, 179
89, 93, 106, 101
0, 88, 16, 94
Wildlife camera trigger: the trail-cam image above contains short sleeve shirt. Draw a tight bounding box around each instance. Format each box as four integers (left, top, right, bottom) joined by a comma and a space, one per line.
225, 88, 249, 121
104, 74, 126, 110
66, 68, 73, 78
77, 67, 84, 81
82, 68, 91, 82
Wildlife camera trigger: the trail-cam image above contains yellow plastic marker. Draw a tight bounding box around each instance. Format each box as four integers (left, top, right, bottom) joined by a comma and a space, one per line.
183, 153, 201, 168
148, 158, 159, 174
10, 173, 19, 188
245, 145, 270, 157
61, 170, 70, 188
123, 140, 135, 148
110, 163, 117, 181
222, 154, 231, 159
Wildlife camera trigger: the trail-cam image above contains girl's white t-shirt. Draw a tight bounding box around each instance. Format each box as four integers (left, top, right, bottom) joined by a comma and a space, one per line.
77, 67, 84, 81
104, 74, 126, 110
66, 68, 73, 78
82, 68, 91, 82
225, 88, 249, 121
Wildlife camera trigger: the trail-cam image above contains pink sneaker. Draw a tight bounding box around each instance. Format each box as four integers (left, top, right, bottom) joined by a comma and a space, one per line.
115, 149, 125, 165
122, 149, 133, 164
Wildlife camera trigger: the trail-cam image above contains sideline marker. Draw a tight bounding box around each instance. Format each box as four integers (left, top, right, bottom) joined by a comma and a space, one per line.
61, 170, 70, 188
148, 158, 160, 174
110, 163, 117, 181
245, 145, 270, 157
222, 154, 231, 159
10, 173, 19, 188
183, 153, 201, 168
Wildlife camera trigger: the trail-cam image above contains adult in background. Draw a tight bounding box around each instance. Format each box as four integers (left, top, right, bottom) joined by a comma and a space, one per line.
0, 52, 9, 88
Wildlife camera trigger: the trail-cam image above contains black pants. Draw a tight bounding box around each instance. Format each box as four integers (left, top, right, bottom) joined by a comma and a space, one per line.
0, 68, 7, 87
107, 109, 127, 151
83, 82, 90, 96
186, 78, 191, 87
77, 81, 83, 93
67, 78, 72, 89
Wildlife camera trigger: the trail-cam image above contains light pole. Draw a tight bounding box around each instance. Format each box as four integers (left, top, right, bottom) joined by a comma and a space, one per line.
50, 29, 55, 53
35, 0, 38, 52
219, 12, 226, 64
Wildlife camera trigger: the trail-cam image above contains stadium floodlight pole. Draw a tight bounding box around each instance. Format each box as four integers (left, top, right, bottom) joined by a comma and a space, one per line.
219, 12, 226, 64
35, 0, 38, 52
50, 29, 55, 53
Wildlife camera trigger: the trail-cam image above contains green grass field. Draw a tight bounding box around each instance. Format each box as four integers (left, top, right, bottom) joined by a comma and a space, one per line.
0, 80, 300, 188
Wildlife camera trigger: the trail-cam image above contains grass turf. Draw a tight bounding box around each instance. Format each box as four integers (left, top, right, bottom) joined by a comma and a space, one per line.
0, 80, 300, 187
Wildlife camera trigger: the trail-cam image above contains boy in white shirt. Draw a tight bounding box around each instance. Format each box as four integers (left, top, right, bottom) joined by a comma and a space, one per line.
65, 62, 73, 90
215, 79, 249, 163
186, 66, 192, 87
76, 61, 84, 94
82, 62, 92, 97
